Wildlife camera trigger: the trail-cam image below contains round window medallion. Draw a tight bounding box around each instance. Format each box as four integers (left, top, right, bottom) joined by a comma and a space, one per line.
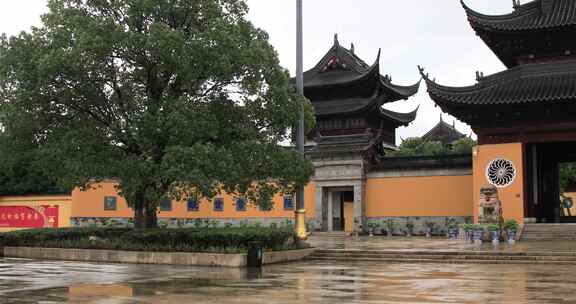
486, 158, 516, 188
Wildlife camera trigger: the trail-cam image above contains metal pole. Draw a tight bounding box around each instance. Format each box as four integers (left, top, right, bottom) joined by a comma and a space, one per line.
295, 0, 307, 240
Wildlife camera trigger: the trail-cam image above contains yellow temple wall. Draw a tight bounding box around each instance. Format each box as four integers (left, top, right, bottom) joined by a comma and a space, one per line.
365, 175, 473, 217
473, 143, 525, 224
70, 181, 316, 220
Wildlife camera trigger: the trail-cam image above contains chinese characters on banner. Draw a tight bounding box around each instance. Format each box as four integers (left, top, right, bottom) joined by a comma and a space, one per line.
0, 206, 59, 228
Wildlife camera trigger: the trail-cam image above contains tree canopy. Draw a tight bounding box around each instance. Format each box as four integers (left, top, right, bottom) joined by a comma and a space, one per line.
0, 121, 63, 196
387, 137, 476, 157
0, 0, 314, 227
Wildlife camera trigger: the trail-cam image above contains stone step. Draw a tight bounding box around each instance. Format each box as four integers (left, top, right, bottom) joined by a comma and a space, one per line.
522, 235, 576, 238
312, 249, 576, 257
522, 234, 576, 236
524, 228, 576, 231
523, 228, 576, 231
524, 233, 576, 236
521, 223, 576, 241
522, 229, 576, 231
522, 238, 576, 240
309, 256, 576, 265
310, 253, 576, 261
523, 235, 576, 237
523, 229, 576, 232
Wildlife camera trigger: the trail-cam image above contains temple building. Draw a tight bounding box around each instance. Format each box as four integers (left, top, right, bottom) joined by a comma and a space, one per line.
304, 35, 420, 160
421, 116, 466, 146
422, 0, 576, 224
302, 35, 421, 232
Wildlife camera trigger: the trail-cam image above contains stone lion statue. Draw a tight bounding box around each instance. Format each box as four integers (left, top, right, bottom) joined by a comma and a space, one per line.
479, 185, 503, 225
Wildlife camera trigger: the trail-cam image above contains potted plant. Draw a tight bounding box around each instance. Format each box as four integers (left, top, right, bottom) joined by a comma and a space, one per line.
487, 223, 500, 244
461, 223, 473, 242
447, 220, 459, 240
405, 220, 414, 237
472, 224, 485, 243
504, 219, 519, 244
367, 221, 380, 236
425, 222, 435, 238
385, 219, 396, 237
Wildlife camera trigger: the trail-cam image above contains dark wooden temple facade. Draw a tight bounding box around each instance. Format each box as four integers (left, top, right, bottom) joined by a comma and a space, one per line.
422, 0, 576, 223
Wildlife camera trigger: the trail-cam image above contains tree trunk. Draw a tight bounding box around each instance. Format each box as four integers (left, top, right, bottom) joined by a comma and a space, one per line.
133, 192, 145, 229
145, 205, 158, 228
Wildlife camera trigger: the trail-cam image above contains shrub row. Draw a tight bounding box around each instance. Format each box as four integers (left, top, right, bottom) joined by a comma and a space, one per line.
0, 227, 301, 253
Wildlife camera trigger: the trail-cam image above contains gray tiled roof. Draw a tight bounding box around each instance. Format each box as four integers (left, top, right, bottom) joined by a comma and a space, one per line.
421, 60, 576, 106
422, 120, 466, 143
463, 0, 576, 32
308, 133, 374, 156
301, 35, 420, 100
379, 106, 419, 126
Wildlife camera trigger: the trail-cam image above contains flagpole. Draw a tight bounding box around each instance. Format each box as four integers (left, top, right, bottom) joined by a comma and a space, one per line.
295, 0, 307, 240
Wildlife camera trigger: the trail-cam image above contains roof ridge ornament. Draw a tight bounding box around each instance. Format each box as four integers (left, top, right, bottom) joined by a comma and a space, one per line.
351, 43, 355, 54
476, 71, 485, 81
334, 33, 339, 46
417, 65, 430, 80
512, 0, 521, 9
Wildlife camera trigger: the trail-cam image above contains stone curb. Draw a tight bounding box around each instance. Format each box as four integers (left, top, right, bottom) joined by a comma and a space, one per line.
2, 247, 314, 268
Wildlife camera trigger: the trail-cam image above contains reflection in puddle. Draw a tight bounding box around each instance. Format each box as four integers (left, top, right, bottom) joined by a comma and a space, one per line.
1, 258, 576, 303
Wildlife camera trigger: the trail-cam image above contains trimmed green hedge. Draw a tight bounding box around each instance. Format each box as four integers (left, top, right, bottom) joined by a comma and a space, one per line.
0, 227, 302, 253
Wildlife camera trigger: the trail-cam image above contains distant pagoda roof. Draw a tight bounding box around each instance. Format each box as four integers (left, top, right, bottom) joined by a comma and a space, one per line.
462, 0, 576, 32
302, 35, 420, 124
422, 116, 466, 143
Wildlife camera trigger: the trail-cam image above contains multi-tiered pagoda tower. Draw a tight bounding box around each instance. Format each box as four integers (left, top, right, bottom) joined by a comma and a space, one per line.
422, 0, 576, 223
303, 35, 420, 231
305, 35, 419, 162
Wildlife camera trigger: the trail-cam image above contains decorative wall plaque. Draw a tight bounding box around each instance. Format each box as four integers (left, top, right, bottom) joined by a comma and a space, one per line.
486, 158, 516, 188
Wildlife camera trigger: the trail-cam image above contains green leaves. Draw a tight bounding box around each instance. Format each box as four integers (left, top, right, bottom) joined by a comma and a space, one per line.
560, 163, 576, 193
0, 0, 314, 219
0, 227, 297, 252
387, 137, 476, 157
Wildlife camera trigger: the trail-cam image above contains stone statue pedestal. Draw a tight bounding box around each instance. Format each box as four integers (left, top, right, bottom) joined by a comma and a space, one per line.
478, 185, 503, 242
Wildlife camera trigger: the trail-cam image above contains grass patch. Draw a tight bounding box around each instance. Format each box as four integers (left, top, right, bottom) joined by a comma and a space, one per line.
0, 227, 308, 253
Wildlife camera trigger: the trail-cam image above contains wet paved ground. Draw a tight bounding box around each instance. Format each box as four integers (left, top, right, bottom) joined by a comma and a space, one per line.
2, 256, 576, 303
2, 237, 576, 303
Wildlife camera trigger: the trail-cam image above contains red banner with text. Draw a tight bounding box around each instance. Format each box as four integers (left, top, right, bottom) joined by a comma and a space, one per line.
0, 205, 59, 228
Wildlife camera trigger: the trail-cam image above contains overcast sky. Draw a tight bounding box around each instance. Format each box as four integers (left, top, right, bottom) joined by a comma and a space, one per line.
0, 0, 516, 141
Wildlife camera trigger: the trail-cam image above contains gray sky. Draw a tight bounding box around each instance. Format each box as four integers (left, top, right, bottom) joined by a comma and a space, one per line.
0, 0, 515, 141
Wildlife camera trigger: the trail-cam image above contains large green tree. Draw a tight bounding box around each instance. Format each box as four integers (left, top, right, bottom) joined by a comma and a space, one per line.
0, 0, 314, 228
0, 111, 63, 196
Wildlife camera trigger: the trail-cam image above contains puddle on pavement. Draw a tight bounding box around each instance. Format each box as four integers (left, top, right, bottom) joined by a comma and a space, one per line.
1, 258, 576, 303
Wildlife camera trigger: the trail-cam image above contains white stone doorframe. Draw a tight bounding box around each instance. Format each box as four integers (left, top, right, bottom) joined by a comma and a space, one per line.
314, 181, 366, 233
